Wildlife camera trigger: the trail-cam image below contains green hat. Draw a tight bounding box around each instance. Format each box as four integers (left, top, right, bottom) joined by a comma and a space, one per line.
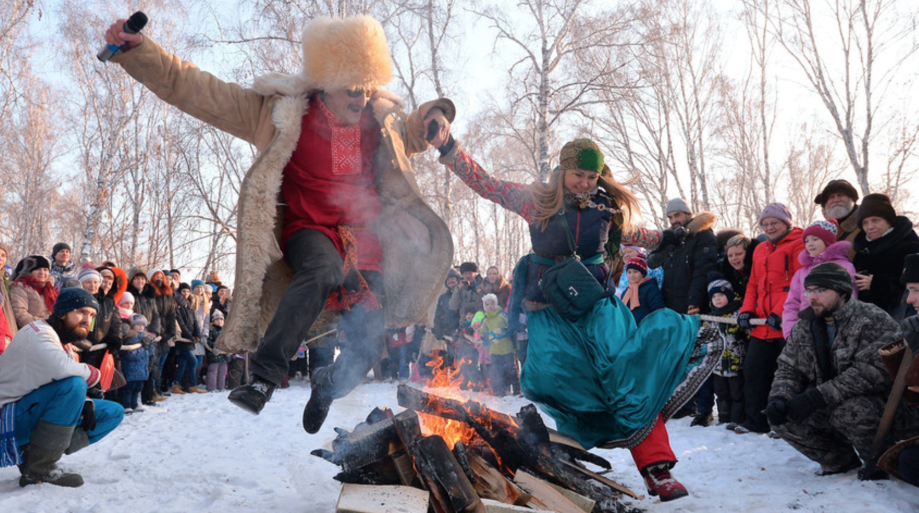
559, 139, 607, 174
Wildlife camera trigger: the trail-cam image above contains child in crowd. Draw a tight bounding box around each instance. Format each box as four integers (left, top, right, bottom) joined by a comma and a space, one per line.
453, 307, 484, 390
619, 257, 665, 324
117, 291, 135, 320
615, 246, 664, 297
704, 274, 748, 431
119, 313, 151, 412
782, 219, 858, 338
205, 310, 229, 391
477, 294, 518, 397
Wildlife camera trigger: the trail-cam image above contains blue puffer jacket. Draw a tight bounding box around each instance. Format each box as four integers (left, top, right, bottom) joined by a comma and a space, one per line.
119, 333, 150, 382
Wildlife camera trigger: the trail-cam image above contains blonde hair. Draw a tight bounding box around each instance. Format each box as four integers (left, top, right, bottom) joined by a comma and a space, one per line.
528, 166, 640, 233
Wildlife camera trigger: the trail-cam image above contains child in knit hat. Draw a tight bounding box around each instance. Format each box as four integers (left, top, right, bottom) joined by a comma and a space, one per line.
618, 257, 665, 325
477, 293, 518, 397
205, 309, 229, 391
781, 219, 858, 338
703, 273, 748, 431
118, 313, 152, 413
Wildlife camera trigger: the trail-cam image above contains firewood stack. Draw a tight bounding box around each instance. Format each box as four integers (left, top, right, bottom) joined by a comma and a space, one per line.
312, 385, 642, 513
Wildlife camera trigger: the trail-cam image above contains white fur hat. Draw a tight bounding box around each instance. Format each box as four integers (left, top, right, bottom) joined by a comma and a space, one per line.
482, 294, 499, 307
253, 16, 393, 96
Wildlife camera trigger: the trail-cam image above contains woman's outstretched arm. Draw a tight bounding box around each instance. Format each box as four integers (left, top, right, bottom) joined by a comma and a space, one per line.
439, 143, 535, 223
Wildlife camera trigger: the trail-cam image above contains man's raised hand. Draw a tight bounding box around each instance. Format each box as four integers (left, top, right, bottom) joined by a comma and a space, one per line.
104, 18, 144, 53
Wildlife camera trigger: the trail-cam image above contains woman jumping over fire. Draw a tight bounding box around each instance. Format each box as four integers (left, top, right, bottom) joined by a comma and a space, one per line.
431, 134, 721, 502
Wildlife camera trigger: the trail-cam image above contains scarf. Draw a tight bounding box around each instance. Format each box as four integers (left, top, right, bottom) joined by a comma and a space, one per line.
15, 276, 58, 314
118, 306, 133, 319
621, 277, 651, 310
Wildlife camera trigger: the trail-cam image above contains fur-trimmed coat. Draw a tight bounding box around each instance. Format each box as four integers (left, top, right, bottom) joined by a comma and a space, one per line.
647, 212, 719, 314
112, 37, 453, 353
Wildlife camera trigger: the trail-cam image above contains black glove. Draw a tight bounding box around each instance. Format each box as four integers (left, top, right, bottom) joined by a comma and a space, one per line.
787, 388, 827, 423
902, 315, 919, 335
737, 311, 754, 330
80, 399, 97, 431
86, 386, 104, 399
766, 313, 783, 332
658, 229, 680, 249
107, 337, 123, 354
765, 397, 788, 426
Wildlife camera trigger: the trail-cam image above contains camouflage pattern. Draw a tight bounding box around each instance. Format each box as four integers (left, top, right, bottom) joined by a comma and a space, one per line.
770, 298, 919, 470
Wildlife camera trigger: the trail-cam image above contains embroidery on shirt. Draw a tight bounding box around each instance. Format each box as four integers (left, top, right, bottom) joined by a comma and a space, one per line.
318, 100, 362, 176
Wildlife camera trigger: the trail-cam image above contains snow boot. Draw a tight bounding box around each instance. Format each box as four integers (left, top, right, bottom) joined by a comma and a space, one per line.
641, 462, 688, 502
18, 420, 84, 488
64, 428, 90, 456
690, 413, 713, 427
816, 457, 861, 476
171, 385, 186, 395
858, 465, 889, 481
227, 377, 275, 415
302, 387, 333, 434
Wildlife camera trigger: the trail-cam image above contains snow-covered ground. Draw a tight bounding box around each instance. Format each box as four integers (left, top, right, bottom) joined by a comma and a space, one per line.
1, 378, 917, 512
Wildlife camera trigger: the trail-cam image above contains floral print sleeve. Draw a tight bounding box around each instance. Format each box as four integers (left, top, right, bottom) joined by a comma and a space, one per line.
621, 227, 661, 250
445, 146, 535, 223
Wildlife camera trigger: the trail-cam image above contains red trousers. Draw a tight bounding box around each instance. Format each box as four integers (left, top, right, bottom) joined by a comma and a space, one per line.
629, 414, 676, 471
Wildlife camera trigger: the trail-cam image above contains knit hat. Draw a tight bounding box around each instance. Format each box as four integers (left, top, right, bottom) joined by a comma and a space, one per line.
52, 287, 100, 318
482, 293, 499, 307
13, 255, 51, 279
666, 198, 692, 216
707, 272, 734, 301
208, 284, 217, 293
98, 267, 115, 279
856, 193, 897, 228
559, 139, 607, 174
814, 179, 859, 206
191, 279, 205, 291
178, 282, 191, 293
758, 202, 793, 228
77, 268, 103, 284
51, 242, 71, 260
902, 254, 919, 285
459, 262, 478, 274
118, 291, 135, 306
625, 257, 648, 277
211, 309, 225, 321
130, 313, 148, 328
802, 219, 839, 248
804, 262, 854, 298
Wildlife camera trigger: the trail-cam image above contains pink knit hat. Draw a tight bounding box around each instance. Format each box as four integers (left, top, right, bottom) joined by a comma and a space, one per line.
802, 219, 839, 248
758, 202, 793, 228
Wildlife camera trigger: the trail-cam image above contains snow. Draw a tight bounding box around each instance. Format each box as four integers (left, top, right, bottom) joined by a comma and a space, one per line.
1, 379, 917, 512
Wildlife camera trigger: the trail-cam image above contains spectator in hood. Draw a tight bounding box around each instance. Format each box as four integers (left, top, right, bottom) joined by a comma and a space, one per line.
10, 256, 58, 329
49, 243, 75, 291
851, 193, 919, 314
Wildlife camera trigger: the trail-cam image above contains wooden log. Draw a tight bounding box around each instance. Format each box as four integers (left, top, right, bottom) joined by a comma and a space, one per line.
393, 410, 485, 513
453, 441, 476, 484
335, 483, 430, 513
479, 499, 535, 513
514, 469, 593, 513
561, 461, 638, 500
311, 414, 402, 472
467, 452, 530, 506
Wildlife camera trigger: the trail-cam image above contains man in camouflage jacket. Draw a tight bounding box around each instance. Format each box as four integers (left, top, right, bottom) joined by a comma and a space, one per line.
767, 262, 919, 479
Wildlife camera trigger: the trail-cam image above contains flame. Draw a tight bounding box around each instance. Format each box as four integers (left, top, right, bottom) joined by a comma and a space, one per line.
418, 412, 477, 450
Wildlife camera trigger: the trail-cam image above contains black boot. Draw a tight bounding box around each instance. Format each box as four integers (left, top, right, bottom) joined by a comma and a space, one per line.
227, 376, 276, 415
19, 420, 84, 488
690, 412, 714, 427
302, 387, 333, 434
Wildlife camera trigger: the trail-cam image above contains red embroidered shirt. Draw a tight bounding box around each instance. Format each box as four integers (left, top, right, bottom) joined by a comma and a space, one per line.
281, 94, 384, 272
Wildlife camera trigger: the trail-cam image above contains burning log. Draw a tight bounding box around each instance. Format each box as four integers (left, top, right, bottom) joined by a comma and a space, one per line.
466, 452, 530, 506
393, 410, 485, 513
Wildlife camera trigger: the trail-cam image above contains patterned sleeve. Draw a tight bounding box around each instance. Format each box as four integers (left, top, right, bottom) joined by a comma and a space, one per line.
443, 146, 535, 222
621, 227, 661, 249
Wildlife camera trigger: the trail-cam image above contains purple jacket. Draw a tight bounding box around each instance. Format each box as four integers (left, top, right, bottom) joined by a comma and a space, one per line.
782, 241, 858, 338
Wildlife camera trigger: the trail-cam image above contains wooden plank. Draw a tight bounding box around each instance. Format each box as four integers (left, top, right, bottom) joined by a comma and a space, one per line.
560, 461, 638, 501
467, 452, 530, 506
335, 483, 430, 513
514, 469, 590, 513
544, 480, 595, 513
480, 499, 539, 513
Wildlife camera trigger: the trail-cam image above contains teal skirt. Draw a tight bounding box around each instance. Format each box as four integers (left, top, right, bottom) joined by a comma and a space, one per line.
521, 296, 705, 449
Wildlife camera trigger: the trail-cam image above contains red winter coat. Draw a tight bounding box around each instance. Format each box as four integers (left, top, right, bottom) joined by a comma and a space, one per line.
741, 228, 805, 340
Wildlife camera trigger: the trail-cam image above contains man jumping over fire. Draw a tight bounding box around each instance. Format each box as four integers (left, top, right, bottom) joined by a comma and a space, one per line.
102, 15, 454, 433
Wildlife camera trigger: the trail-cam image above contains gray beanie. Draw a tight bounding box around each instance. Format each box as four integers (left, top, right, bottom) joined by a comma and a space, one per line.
666, 198, 691, 215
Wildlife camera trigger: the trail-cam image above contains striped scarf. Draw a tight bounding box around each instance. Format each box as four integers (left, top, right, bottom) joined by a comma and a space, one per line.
0, 402, 22, 468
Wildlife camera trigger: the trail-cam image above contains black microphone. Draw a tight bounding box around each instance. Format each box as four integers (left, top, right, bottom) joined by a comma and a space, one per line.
97, 12, 148, 62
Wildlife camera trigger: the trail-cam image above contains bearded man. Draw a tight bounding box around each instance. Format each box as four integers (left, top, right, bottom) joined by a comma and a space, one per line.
767, 263, 919, 480
103, 15, 454, 433
815, 179, 861, 245
0, 288, 125, 487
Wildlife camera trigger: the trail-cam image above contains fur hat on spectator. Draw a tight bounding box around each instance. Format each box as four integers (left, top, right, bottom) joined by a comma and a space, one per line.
127, 266, 148, 282
814, 179, 859, 206
804, 262, 854, 299
626, 257, 648, 277
459, 262, 478, 274
856, 193, 897, 228
253, 16, 393, 96
130, 313, 148, 328
758, 202, 793, 228
666, 198, 692, 216
13, 255, 51, 279
482, 293, 499, 307
802, 219, 839, 248
902, 254, 919, 285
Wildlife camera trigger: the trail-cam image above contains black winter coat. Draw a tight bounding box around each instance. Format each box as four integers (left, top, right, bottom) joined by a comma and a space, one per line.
852, 216, 919, 313
648, 213, 719, 313
127, 283, 161, 335
434, 269, 461, 340
175, 296, 200, 342
154, 292, 177, 350
719, 238, 760, 303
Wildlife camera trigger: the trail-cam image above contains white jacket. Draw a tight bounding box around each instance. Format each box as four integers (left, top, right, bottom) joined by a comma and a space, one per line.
0, 320, 100, 407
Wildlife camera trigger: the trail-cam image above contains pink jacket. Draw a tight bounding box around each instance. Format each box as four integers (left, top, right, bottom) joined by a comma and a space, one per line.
782, 240, 858, 338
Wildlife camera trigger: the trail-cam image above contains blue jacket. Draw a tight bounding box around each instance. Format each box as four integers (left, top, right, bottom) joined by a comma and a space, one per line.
119, 333, 150, 382
620, 280, 665, 325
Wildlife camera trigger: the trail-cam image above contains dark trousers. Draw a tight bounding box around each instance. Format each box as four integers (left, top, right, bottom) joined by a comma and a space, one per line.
489, 353, 519, 397
743, 337, 784, 432
227, 357, 247, 389
118, 380, 145, 410
249, 229, 345, 385
713, 374, 745, 424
